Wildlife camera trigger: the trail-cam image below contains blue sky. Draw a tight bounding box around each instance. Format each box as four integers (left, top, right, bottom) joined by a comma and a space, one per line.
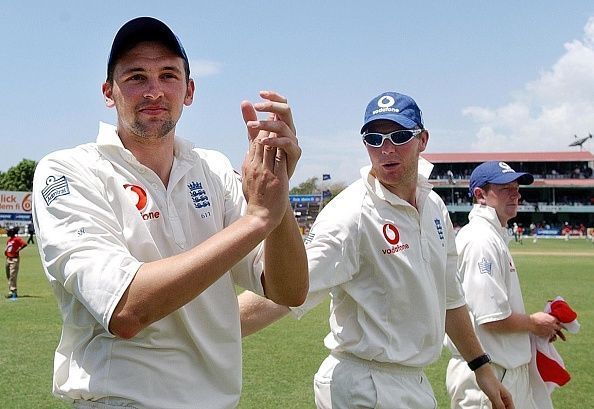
2, 1, 594, 186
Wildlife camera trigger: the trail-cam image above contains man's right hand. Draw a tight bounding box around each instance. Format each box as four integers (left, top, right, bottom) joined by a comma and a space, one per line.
530, 311, 562, 339
240, 91, 299, 231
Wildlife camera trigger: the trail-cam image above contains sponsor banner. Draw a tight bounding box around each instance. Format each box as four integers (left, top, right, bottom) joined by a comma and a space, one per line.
0, 191, 32, 221
289, 194, 322, 203
536, 228, 561, 236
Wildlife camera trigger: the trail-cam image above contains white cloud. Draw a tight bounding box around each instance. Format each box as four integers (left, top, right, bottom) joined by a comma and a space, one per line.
189, 59, 222, 77
464, 16, 594, 152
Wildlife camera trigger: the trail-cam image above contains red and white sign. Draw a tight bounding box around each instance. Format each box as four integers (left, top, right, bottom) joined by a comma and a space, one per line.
0, 190, 32, 221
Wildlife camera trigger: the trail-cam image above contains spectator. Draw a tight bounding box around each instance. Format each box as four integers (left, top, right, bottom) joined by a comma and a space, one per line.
5, 226, 27, 299
26, 222, 35, 244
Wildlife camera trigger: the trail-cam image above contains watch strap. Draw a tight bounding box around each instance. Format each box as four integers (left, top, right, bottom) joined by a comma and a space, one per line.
468, 353, 492, 371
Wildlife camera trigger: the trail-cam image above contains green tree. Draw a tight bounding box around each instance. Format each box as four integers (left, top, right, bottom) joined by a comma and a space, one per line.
327, 182, 347, 198
0, 159, 37, 191
290, 177, 319, 195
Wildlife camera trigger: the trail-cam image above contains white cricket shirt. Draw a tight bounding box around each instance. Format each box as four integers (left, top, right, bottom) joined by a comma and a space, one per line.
293, 160, 465, 367
32, 122, 264, 409
448, 204, 531, 369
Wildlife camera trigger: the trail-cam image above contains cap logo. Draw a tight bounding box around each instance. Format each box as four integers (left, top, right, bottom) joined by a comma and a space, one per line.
498, 162, 515, 174
373, 95, 400, 116
377, 96, 395, 108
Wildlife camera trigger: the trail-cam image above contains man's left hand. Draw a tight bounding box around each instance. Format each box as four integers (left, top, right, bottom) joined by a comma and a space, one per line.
475, 365, 515, 409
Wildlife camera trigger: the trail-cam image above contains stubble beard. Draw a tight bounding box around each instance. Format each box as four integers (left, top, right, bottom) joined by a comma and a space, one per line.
130, 118, 176, 140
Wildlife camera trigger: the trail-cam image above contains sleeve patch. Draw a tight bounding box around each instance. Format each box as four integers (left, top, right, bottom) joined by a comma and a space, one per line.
41, 175, 70, 206
478, 257, 492, 275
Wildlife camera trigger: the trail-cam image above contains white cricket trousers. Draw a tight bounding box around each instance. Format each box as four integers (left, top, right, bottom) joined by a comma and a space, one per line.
314, 351, 437, 409
73, 398, 139, 408
446, 357, 538, 409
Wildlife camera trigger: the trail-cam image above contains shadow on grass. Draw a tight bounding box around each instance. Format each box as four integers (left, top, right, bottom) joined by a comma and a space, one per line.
4, 294, 44, 300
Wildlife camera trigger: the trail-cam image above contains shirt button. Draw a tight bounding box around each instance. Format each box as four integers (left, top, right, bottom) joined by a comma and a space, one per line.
152, 183, 158, 189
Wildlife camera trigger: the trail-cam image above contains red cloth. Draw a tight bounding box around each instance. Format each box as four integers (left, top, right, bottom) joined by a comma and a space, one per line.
529, 296, 580, 409
536, 350, 570, 386
549, 299, 577, 324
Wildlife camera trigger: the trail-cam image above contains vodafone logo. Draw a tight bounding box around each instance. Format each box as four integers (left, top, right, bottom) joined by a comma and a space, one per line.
123, 183, 160, 220
377, 95, 395, 108
381, 223, 410, 255
124, 184, 148, 211
498, 161, 515, 173
383, 223, 400, 245
372, 95, 400, 115
21, 193, 32, 212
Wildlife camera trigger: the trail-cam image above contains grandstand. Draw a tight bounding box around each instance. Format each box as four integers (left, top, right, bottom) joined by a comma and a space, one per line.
423, 151, 594, 235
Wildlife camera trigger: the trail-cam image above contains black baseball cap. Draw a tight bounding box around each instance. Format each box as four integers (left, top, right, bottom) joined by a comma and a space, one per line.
107, 17, 190, 80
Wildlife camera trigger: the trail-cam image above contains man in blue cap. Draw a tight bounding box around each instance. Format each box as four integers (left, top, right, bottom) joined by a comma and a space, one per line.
239, 92, 513, 408
445, 161, 564, 408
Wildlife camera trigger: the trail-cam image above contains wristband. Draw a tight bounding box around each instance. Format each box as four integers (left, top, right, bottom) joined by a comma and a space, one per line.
468, 353, 491, 371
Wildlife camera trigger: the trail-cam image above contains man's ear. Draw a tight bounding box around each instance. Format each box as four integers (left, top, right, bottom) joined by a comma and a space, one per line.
102, 82, 115, 108
474, 187, 487, 204
417, 130, 429, 153
184, 78, 195, 106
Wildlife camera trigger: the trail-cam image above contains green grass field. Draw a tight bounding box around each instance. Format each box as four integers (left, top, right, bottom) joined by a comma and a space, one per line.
1, 238, 592, 408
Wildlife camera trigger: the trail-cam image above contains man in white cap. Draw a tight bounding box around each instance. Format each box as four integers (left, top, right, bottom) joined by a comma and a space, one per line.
445, 161, 564, 408
239, 92, 513, 408
32, 16, 307, 409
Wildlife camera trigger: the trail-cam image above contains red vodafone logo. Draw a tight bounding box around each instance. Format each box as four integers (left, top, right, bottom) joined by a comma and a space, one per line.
382, 223, 400, 245
21, 193, 32, 212
123, 184, 148, 211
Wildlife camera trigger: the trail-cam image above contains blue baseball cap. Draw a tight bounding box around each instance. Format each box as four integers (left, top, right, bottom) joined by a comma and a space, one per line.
469, 161, 534, 196
107, 17, 189, 80
361, 92, 423, 133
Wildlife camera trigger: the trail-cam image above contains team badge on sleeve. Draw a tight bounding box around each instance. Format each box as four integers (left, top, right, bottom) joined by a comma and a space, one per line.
478, 257, 492, 275
41, 175, 70, 206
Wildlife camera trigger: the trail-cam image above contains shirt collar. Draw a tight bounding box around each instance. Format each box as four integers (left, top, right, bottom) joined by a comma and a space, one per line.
95, 122, 197, 164
469, 204, 512, 243
360, 157, 435, 206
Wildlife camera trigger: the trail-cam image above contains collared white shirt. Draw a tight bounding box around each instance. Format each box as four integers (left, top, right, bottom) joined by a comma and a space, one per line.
32, 122, 264, 409
448, 204, 530, 369
293, 159, 465, 367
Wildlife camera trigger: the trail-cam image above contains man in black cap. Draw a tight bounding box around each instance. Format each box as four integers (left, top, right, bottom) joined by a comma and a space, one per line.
33, 17, 307, 409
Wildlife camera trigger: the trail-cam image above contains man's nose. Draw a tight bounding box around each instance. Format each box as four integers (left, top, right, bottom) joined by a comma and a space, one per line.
143, 79, 164, 99
381, 139, 398, 154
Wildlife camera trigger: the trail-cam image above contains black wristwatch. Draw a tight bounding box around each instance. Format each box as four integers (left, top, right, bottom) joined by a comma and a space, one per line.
468, 353, 492, 371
